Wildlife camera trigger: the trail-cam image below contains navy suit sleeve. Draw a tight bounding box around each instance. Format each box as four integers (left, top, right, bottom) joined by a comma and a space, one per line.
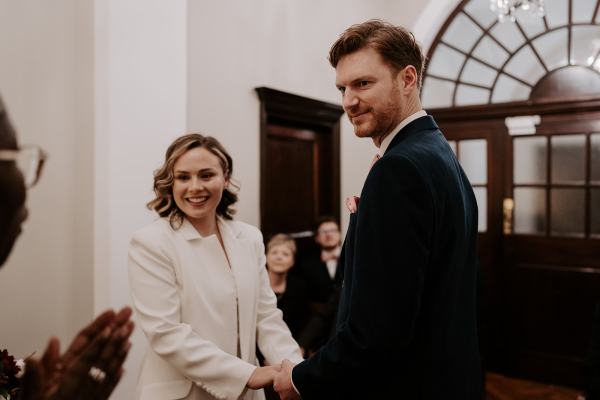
292, 154, 434, 397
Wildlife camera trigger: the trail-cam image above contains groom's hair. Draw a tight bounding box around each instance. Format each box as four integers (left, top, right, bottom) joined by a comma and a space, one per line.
328, 19, 425, 88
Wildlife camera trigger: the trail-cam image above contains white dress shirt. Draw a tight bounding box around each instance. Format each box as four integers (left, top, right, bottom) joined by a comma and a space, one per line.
377, 110, 427, 156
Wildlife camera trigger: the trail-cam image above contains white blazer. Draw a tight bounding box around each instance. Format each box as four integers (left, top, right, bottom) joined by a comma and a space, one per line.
128, 217, 303, 400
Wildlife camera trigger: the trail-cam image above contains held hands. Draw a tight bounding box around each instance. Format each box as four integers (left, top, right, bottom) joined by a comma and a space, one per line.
246, 364, 281, 390
273, 359, 300, 400
19, 306, 134, 400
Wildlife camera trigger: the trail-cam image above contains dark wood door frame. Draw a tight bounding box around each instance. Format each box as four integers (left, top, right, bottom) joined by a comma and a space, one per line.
255, 87, 344, 234
431, 96, 600, 388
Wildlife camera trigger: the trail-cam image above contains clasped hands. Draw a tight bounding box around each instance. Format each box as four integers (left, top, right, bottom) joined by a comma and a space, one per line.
247, 359, 299, 400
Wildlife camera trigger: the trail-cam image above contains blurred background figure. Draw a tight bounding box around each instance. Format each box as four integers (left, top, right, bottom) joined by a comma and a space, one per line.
294, 217, 343, 355
0, 95, 134, 400
266, 234, 310, 342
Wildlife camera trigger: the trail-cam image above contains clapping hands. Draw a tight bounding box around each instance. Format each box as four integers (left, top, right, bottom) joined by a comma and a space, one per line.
19, 306, 134, 400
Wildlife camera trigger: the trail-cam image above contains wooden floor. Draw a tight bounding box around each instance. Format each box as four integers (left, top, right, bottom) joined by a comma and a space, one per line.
486, 373, 585, 400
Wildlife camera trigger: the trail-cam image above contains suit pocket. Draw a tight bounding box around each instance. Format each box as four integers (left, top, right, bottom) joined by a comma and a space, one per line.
138, 379, 192, 400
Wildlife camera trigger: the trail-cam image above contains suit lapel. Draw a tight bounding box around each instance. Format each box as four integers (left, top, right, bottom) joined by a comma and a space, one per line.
217, 218, 256, 362
385, 115, 439, 155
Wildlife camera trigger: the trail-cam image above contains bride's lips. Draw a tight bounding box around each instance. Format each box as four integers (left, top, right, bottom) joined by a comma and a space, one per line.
186, 196, 209, 207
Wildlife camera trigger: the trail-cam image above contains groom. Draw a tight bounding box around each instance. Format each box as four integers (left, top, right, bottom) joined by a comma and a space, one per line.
274, 20, 483, 399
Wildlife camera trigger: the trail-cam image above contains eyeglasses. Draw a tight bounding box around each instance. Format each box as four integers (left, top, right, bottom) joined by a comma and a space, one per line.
318, 228, 339, 235
0, 145, 48, 188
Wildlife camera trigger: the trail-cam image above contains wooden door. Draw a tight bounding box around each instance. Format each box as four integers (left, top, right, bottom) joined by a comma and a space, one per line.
503, 112, 600, 388
437, 118, 509, 375
435, 103, 600, 389
256, 87, 344, 253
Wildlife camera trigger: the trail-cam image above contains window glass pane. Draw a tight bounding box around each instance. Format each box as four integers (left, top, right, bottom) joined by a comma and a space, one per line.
592, 133, 600, 183
504, 45, 546, 85
551, 189, 585, 237
514, 188, 546, 234
473, 36, 510, 68
532, 28, 569, 70
573, 0, 598, 23
447, 140, 457, 155
492, 74, 531, 103
455, 84, 490, 106
518, 9, 546, 38
461, 59, 497, 87
421, 77, 455, 108
427, 43, 466, 80
551, 134, 586, 183
514, 136, 547, 184
544, 0, 569, 28
464, 0, 498, 29
443, 12, 483, 53
571, 26, 600, 66
490, 20, 526, 52
459, 139, 487, 184
474, 187, 488, 232
592, 189, 600, 238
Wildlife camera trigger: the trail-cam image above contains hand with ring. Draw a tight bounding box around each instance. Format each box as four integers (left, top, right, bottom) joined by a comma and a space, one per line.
19, 306, 135, 400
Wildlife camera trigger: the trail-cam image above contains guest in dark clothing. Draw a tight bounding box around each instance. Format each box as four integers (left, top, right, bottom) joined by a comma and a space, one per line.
296, 217, 343, 304
0, 95, 134, 400
266, 234, 310, 341
294, 217, 342, 354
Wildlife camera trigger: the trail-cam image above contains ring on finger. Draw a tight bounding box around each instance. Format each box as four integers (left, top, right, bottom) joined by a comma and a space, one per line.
88, 366, 107, 383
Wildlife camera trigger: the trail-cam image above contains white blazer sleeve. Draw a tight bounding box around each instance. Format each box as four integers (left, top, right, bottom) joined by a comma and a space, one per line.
128, 229, 256, 400
252, 237, 304, 365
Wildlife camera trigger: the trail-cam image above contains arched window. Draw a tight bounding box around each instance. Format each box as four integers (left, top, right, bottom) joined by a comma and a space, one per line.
421, 0, 600, 107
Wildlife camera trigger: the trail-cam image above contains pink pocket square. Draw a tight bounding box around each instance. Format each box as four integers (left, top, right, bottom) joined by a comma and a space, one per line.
345, 196, 360, 213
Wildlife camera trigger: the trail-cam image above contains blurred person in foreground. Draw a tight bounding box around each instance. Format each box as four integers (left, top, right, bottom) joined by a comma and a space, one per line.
274, 19, 482, 399
128, 134, 302, 400
0, 95, 134, 399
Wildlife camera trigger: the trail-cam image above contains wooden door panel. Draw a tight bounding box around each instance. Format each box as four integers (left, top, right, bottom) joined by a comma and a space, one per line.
263, 130, 315, 236
256, 87, 343, 250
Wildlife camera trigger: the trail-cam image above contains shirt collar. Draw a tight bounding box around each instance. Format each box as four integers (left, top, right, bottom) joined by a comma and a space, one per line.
377, 110, 427, 156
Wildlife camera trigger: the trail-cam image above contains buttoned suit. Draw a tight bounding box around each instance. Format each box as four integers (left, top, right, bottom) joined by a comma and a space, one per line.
128, 217, 303, 400
292, 115, 483, 399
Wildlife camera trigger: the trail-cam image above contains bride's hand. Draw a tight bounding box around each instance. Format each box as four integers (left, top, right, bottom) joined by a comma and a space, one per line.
246, 364, 282, 389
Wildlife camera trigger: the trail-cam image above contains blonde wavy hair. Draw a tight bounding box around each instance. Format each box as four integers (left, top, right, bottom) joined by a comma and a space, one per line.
147, 133, 239, 229
266, 234, 297, 255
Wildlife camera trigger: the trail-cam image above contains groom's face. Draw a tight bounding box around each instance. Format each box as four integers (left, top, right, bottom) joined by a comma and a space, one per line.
335, 46, 404, 142
0, 98, 28, 267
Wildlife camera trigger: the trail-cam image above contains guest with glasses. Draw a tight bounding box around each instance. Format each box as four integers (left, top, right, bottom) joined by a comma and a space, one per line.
0, 95, 135, 400
292, 216, 343, 357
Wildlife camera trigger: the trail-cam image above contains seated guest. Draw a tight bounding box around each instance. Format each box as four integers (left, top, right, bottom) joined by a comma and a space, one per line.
294, 217, 343, 354
0, 95, 134, 399
296, 216, 343, 303
266, 234, 310, 341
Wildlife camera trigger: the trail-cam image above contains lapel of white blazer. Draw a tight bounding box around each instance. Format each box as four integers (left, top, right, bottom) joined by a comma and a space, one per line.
217, 217, 256, 362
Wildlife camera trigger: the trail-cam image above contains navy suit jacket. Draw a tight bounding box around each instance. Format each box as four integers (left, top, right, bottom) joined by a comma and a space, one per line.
292, 115, 483, 399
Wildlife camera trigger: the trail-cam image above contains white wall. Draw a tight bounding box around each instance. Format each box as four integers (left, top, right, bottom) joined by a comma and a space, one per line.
0, 0, 94, 357
94, 1, 188, 398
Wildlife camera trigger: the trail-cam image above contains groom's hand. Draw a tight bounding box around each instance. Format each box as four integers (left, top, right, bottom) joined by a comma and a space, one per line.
273, 359, 299, 400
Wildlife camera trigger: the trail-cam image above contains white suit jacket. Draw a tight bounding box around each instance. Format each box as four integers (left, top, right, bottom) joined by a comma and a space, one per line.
128, 217, 303, 400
